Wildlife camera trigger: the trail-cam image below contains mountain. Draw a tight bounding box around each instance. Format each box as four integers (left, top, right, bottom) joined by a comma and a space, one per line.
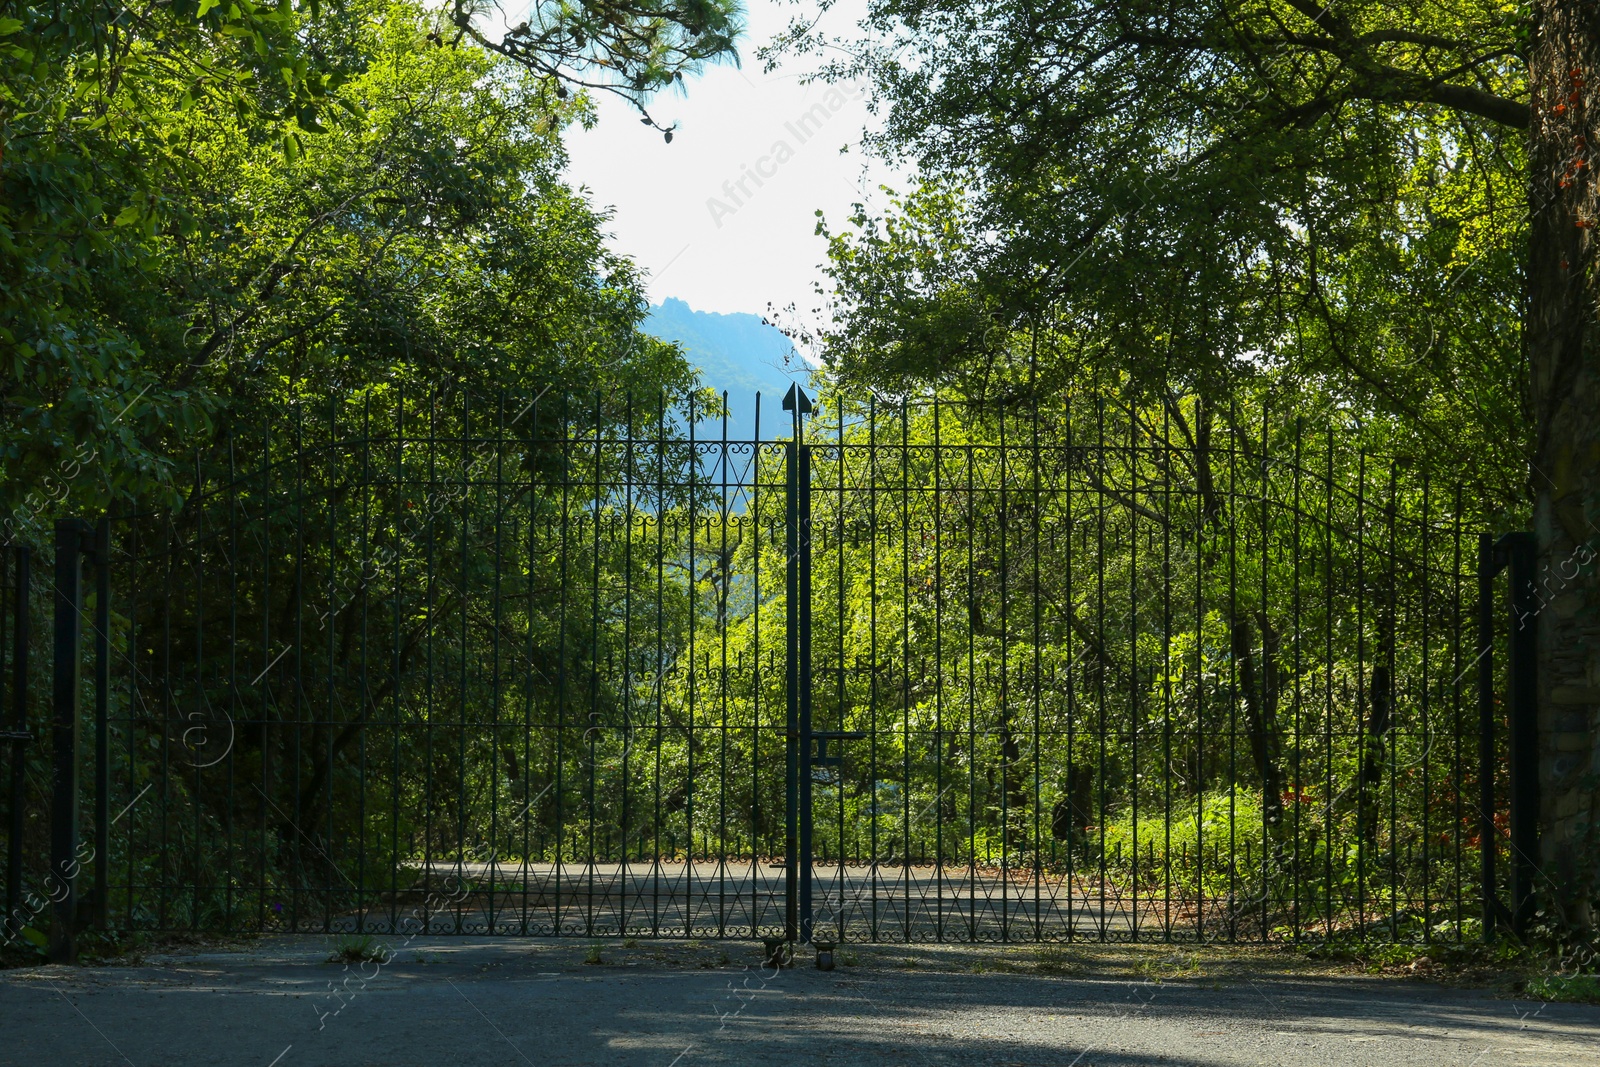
644, 297, 813, 441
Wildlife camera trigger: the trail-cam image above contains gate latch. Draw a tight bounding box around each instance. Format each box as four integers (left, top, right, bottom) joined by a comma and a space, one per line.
808, 731, 866, 768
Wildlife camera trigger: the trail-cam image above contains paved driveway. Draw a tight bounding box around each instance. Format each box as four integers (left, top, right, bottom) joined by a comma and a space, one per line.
0, 939, 1593, 1066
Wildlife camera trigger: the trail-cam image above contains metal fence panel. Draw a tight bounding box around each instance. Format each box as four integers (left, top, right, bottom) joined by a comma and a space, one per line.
65, 383, 1504, 944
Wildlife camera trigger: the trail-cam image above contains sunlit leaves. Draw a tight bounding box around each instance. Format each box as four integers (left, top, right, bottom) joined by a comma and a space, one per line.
453, 0, 741, 127
782, 0, 1530, 511
0, 0, 693, 528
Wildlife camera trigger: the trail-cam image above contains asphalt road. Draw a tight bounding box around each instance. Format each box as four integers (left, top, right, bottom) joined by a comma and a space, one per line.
0, 938, 1594, 1067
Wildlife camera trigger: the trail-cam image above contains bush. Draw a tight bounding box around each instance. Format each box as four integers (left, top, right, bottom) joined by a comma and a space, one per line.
1101, 789, 1266, 896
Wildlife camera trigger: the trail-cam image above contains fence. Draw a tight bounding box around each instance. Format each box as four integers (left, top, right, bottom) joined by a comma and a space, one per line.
0, 381, 1536, 955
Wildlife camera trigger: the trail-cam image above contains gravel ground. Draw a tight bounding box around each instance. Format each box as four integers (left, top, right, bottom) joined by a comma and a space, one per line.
0, 938, 1594, 1067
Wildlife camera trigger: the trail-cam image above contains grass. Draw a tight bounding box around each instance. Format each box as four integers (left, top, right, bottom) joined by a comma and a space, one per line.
1303, 931, 1527, 980
1133, 951, 1203, 982
1526, 973, 1600, 1004
327, 933, 386, 965
583, 940, 604, 965
1033, 943, 1085, 975
829, 938, 1539, 990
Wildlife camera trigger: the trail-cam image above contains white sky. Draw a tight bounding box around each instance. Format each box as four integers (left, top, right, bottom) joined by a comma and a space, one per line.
554, 0, 899, 320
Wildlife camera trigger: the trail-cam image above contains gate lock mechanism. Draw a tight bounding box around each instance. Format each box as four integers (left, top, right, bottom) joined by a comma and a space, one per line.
808, 730, 866, 767
807, 730, 866, 784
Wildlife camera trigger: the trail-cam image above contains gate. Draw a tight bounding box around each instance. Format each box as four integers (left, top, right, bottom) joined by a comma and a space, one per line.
8, 381, 1521, 953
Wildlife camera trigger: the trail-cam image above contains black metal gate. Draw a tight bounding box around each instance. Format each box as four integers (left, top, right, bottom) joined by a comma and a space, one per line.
6, 382, 1531, 953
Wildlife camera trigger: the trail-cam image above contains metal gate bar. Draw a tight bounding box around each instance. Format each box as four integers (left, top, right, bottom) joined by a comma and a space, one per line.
1476, 531, 1539, 936
2, 545, 29, 931
28, 382, 1506, 949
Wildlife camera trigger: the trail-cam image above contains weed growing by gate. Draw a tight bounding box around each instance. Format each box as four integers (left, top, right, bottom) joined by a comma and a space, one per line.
327, 934, 383, 965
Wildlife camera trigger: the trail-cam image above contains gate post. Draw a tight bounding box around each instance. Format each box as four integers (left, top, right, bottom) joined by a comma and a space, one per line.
782, 384, 813, 946
49, 519, 92, 963
92, 517, 110, 933
784, 435, 798, 944
1475, 534, 1496, 938
3, 546, 29, 932
1477, 531, 1541, 940
797, 439, 813, 945
1499, 532, 1540, 934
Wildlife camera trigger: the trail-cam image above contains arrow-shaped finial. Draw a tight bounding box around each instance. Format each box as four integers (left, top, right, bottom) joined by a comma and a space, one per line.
781, 383, 813, 415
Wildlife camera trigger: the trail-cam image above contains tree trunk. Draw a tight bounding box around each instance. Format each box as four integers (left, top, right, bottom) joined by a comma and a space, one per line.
1233, 618, 1286, 833
1050, 762, 1095, 844
1528, 0, 1600, 931
999, 705, 1024, 848
1360, 660, 1391, 849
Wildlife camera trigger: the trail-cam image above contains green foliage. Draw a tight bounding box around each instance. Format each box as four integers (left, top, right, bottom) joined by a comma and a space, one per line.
1306, 927, 1526, 976
1102, 790, 1265, 895
15, 925, 46, 954
0, 0, 733, 535
773, 1, 1530, 516
0, 0, 360, 525
2, 0, 1525, 952
749, 0, 1539, 942
1, 0, 733, 949
1527, 972, 1600, 1003
451, 0, 742, 130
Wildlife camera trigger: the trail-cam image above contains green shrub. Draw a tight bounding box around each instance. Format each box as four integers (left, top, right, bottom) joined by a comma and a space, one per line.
1101, 789, 1265, 896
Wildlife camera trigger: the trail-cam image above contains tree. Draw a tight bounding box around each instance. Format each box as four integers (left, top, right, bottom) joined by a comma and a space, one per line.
0, 0, 355, 526
0, 0, 715, 926
1526, 0, 1600, 933
0, 0, 739, 528
448, 0, 742, 137
777, 0, 1597, 928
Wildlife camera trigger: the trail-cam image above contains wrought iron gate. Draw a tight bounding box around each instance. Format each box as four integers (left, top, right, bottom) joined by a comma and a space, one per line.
7, 382, 1524, 951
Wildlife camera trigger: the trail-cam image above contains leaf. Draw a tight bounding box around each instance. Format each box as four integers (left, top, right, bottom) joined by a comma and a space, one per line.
282, 131, 301, 163
197, 0, 220, 16
0, 17, 22, 35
